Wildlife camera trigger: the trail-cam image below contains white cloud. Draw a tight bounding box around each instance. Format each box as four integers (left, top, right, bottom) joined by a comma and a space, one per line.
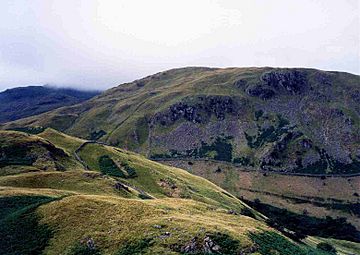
0, 0, 358, 91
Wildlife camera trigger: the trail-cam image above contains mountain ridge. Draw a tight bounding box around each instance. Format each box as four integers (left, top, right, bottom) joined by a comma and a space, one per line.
0, 85, 100, 123
3, 67, 359, 175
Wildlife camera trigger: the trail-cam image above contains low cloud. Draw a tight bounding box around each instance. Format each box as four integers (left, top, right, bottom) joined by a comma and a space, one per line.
0, 0, 359, 91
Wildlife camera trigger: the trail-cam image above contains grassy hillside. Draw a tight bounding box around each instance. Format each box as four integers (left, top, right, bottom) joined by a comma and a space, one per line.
0, 130, 81, 175
1, 129, 354, 254
2, 67, 359, 174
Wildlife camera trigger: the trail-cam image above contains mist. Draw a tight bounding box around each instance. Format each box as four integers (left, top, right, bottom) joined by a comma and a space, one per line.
0, 0, 359, 91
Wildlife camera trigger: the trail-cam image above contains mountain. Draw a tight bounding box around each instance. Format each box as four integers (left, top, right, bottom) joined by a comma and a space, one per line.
0, 85, 100, 123
2, 128, 348, 255
3, 67, 359, 175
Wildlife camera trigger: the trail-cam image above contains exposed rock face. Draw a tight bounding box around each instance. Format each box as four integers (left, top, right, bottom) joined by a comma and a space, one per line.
233, 79, 247, 88
179, 233, 244, 254
300, 139, 313, 149
153, 95, 237, 126
260, 70, 307, 94
245, 70, 308, 100
246, 85, 275, 100
151, 90, 360, 173
203, 236, 220, 253
181, 237, 199, 253
86, 238, 95, 250
181, 236, 220, 254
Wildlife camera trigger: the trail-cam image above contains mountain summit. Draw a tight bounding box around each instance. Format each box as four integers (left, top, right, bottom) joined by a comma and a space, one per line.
3, 67, 360, 174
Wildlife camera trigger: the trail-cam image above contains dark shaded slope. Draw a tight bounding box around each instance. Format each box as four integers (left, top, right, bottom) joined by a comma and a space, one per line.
0, 85, 100, 123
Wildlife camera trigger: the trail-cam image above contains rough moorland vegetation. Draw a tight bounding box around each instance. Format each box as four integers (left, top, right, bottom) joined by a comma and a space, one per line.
1, 129, 355, 254
3, 67, 359, 174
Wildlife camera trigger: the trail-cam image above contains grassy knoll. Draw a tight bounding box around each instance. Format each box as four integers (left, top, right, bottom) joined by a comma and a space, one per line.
0, 129, 352, 254
38, 128, 85, 155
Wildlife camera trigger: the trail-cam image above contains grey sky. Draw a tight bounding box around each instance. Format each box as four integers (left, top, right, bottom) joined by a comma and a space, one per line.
0, 0, 359, 91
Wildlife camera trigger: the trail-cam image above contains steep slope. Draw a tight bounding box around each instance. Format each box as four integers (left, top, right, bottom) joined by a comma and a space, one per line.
0, 129, 252, 209
0, 130, 81, 175
0, 85, 100, 123
1, 129, 354, 255
3, 67, 359, 174
162, 159, 360, 235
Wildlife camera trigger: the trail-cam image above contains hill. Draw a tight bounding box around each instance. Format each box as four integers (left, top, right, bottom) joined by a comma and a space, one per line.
2, 129, 357, 254
0, 85, 100, 123
3, 67, 359, 174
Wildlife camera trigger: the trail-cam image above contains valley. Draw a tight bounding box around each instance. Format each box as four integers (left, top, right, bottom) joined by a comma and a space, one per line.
158, 159, 360, 231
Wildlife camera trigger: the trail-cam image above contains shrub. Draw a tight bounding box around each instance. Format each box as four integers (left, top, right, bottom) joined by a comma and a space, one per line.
248, 231, 306, 255
0, 145, 35, 167
254, 110, 264, 120
10, 126, 45, 134
241, 207, 256, 219
123, 163, 137, 178
233, 156, 253, 166
198, 137, 233, 162
245, 199, 360, 242
98, 155, 125, 178
244, 115, 292, 149
316, 242, 336, 253
89, 130, 106, 140
0, 196, 55, 255
138, 193, 152, 199
116, 238, 153, 255
207, 232, 240, 254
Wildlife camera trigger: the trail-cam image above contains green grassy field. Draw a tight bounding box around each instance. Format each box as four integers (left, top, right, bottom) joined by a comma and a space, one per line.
1, 129, 354, 254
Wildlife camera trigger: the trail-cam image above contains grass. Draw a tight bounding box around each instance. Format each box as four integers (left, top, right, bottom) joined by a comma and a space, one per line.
0, 130, 270, 254
35, 194, 266, 254
0, 195, 56, 255
0, 129, 352, 254
0, 171, 137, 198
248, 231, 330, 255
77, 142, 254, 213
68, 243, 102, 255
0, 130, 78, 172
38, 128, 85, 155
115, 238, 153, 255
305, 236, 360, 255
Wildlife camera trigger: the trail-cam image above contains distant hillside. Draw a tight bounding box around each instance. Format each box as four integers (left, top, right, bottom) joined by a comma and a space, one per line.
4, 67, 359, 175
0, 85, 100, 123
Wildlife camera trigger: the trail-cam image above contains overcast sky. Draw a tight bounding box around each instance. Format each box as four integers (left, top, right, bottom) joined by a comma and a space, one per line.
0, 0, 359, 91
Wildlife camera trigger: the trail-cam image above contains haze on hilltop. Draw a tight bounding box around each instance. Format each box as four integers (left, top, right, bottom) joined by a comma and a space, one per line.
0, 0, 358, 91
